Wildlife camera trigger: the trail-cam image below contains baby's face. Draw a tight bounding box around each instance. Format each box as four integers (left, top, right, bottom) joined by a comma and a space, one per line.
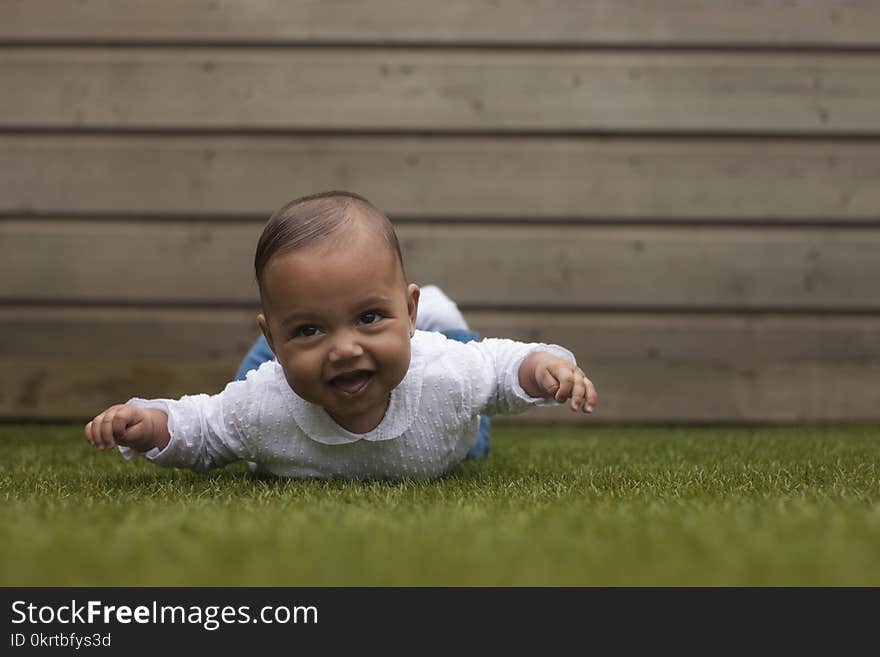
258, 227, 419, 434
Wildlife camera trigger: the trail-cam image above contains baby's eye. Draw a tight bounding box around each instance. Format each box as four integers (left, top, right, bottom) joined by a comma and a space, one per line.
295, 325, 321, 338
359, 311, 384, 325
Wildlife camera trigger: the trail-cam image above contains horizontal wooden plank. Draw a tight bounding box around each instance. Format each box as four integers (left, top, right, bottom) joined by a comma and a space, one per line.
3, 48, 879, 132
3, 220, 879, 310
2, 1, 879, 47
3, 136, 880, 220
2, 307, 878, 421
479, 311, 880, 423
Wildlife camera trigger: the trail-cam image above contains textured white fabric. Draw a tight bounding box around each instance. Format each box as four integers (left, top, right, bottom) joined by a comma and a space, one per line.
119, 331, 575, 480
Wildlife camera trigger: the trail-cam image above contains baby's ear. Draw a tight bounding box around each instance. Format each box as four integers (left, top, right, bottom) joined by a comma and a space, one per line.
406, 284, 420, 336
257, 314, 274, 353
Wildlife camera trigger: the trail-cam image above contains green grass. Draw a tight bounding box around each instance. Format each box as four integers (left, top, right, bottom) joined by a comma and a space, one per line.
1, 423, 879, 586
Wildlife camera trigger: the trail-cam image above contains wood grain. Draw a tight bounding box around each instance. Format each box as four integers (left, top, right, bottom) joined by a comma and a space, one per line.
3, 219, 879, 310
3, 48, 880, 132
2, 1, 878, 46
5, 1, 880, 426
3, 136, 880, 220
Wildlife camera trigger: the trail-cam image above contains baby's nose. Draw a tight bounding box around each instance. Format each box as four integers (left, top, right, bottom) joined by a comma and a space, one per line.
328, 334, 364, 361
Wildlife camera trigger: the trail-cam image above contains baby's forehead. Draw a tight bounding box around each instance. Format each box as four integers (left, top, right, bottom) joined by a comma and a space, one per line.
320, 209, 403, 263
264, 225, 403, 289
263, 245, 406, 321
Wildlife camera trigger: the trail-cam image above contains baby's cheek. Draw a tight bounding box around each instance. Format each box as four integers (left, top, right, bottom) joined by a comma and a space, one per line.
279, 363, 315, 398
385, 344, 412, 387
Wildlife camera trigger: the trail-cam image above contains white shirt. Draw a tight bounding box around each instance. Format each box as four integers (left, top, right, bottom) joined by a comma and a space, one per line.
120, 331, 575, 480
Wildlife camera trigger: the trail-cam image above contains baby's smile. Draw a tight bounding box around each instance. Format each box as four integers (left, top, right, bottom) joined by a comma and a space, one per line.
328, 369, 376, 398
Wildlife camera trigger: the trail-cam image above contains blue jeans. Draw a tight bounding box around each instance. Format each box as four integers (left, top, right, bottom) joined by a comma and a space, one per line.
235, 331, 491, 459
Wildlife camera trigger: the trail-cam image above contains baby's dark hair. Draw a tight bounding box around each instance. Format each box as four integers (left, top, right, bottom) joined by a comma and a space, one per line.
254, 190, 405, 297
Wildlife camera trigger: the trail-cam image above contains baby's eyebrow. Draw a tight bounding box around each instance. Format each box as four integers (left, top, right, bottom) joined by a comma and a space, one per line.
280, 312, 319, 329
279, 296, 394, 328
359, 296, 393, 308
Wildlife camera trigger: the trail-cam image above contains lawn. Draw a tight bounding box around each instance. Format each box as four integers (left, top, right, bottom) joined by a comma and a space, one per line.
1, 423, 879, 586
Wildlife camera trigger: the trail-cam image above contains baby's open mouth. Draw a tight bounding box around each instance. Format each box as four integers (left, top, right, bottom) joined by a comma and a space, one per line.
329, 370, 375, 396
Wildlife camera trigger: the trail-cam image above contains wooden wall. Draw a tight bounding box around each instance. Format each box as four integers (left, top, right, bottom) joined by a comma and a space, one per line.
2, 1, 879, 422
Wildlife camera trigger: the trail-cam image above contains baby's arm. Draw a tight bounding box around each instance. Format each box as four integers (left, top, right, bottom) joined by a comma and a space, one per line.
518, 352, 597, 414
85, 404, 170, 452
83, 380, 256, 471
449, 336, 596, 417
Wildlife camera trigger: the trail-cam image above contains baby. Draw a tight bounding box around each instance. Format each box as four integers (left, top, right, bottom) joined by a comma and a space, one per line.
84, 191, 597, 480
234, 283, 496, 460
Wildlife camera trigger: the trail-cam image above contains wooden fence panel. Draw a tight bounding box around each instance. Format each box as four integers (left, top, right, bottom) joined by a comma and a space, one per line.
3, 1, 879, 424
4, 220, 879, 310
3, 136, 880, 221
3, 48, 880, 132
2, 1, 879, 47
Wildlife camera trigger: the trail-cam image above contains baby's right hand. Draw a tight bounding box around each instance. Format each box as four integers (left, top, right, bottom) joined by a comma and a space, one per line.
84, 404, 167, 453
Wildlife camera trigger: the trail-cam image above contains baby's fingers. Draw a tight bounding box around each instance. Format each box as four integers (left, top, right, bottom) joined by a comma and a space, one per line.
570, 374, 586, 412
84, 414, 102, 447
85, 404, 130, 450
553, 368, 576, 403
535, 366, 562, 400
98, 408, 121, 449
85, 412, 112, 449
111, 411, 133, 447
585, 376, 598, 410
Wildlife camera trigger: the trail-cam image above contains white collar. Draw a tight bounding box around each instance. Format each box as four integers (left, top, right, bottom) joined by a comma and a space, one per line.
284, 334, 426, 445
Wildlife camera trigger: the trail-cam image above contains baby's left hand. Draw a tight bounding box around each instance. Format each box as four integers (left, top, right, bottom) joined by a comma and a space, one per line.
521, 353, 598, 414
